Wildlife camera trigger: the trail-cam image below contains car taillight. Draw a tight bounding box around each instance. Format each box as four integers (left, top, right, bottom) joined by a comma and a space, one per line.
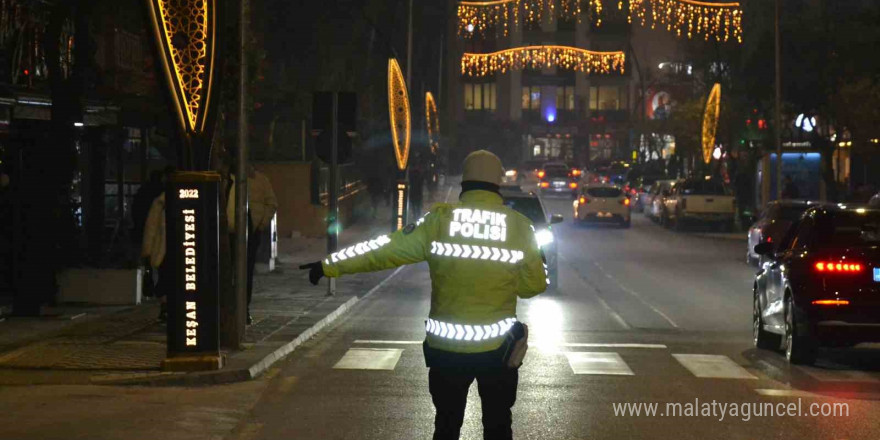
620, 198, 630, 206
579, 196, 588, 204
572, 169, 581, 177
814, 262, 864, 273
569, 182, 578, 189
538, 170, 546, 179
540, 181, 550, 188
812, 299, 850, 306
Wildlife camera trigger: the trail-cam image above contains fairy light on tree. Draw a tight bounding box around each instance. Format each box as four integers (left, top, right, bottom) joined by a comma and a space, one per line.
461, 45, 625, 77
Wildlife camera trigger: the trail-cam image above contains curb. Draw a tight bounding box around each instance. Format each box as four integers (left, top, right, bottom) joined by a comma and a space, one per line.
90, 267, 405, 387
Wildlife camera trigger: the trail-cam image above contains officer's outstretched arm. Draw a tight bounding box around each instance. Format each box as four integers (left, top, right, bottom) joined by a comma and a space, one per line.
321, 214, 434, 278
516, 234, 548, 298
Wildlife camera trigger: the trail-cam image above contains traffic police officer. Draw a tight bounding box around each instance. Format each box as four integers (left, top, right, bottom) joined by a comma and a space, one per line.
301, 150, 547, 440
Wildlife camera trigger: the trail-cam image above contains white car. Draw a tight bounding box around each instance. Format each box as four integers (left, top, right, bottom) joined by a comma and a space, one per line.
573, 185, 631, 228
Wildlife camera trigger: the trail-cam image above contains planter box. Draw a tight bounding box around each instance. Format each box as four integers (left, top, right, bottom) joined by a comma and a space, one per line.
57, 268, 143, 305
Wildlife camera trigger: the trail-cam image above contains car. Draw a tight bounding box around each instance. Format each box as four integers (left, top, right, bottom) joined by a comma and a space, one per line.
747, 200, 815, 266
662, 177, 736, 231
646, 179, 677, 222
537, 162, 578, 198
500, 187, 563, 289
630, 175, 667, 212
503, 159, 544, 185
752, 205, 880, 365
573, 184, 631, 228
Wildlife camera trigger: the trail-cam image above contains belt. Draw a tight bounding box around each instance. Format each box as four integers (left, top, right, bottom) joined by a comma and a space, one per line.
425, 317, 516, 342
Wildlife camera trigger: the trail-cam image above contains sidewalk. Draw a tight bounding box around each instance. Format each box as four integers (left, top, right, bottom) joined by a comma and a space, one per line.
0, 180, 454, 386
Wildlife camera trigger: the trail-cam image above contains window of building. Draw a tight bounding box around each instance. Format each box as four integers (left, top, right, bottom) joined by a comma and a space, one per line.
522, 86, 541, 110
556, 86, 575, 111
465, 83, 496, 111
589, 85, 626, 111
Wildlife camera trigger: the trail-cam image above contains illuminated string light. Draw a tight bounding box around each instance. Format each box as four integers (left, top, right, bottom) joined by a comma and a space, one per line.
629, 0, 742, 43
461, 45, 625, 77
702, 83, 721, 164
148, 0, 215, 132
388, 59, 411, 171
456, 0, 742, 43
425, 92, 440, 155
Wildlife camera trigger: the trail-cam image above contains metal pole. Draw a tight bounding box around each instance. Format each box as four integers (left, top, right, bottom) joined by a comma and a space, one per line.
774, 0, 783, 200
438, 37, 443, 103
327, 93, 339, 296
235, 0, 249, 337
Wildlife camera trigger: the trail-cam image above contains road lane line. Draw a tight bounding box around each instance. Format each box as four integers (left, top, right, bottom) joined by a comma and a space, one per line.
565, 352, 634, 375
444, 186, 453, 203
362, 266, 405, 299
755, 389, 820, 398
560, 256, 631, 330
673, 354, 757, 379
333, 348, 404, 370
561, 343, 667, 349
593, 261, 679, 329
353, 340, 423, 345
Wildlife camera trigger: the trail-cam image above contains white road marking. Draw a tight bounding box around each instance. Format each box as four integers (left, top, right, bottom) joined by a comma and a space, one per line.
755, 389, 820, 398
673, 354, 757, 379
565, 352, 634, 376
560, 256, 630, 330
798, 365, 879, 383
333, 348, 404, 370
444, 186, 453, 203
593, 261, 679, 329
362, 266, 405, 299
561, 343, 667, 349
353, 340, 423, 345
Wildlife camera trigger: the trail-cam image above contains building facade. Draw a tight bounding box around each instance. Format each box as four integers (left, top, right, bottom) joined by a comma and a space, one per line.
446, 2, 634, 170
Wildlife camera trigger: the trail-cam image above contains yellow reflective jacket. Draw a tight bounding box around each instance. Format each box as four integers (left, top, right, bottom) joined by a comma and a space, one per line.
322, 190, 547, 353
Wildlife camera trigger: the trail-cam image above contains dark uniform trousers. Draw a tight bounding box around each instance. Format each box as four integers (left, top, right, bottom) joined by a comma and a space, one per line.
429, 366, 519, 440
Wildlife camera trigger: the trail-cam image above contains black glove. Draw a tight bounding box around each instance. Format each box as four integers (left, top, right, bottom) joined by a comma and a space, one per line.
299, 262, 325, 285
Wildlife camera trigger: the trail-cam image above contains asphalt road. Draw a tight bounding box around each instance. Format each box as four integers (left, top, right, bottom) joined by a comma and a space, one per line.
229, 198, 880, 440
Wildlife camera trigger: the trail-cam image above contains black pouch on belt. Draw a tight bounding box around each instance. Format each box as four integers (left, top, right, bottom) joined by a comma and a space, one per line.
499, 321, 529, 369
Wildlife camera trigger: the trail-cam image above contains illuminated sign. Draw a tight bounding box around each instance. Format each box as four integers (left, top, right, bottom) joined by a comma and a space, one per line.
394, 181, 408, 231
450, 208, 507, 241
163, 172, 221, 369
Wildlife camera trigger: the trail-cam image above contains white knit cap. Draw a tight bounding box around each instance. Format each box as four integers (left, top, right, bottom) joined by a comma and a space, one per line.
462, 150, 503, 186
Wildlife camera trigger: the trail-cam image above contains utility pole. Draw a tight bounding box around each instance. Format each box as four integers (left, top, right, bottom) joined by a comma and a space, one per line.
774, 0, 783, 201
234, 0, 250, 341
327, 93, 339, 296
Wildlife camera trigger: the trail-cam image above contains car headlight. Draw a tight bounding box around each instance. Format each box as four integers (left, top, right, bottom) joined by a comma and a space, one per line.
505, 170, 517, 177
535, 228, 554, 248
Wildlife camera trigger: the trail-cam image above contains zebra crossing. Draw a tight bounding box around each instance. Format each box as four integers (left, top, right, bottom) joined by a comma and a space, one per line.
331, 341, 880, 388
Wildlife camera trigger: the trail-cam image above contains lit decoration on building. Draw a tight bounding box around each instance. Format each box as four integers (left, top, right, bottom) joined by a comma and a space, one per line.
461, 45, 625, 77
388, 58, 411, 171
458, 0, 516, 37
425, 92, 440, 155
147, 0, 216, 133
628, 0, 742, 43
701, 83, 721, 164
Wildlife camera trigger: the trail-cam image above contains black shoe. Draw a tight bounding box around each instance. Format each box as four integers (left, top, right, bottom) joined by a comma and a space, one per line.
247, 314, 253, 325
158, 303, 167, 322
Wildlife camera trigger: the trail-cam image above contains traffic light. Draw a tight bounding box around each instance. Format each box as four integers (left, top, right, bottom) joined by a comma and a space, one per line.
312, 92, 356, 164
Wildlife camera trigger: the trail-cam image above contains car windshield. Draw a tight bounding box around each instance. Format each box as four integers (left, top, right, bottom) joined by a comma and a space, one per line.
543, 167, 569, 178
778, 205, 809, 222
586, 187, 622, 198
814, 211, 880, 248
503, 197, 546, 225
680, 180, 729, 195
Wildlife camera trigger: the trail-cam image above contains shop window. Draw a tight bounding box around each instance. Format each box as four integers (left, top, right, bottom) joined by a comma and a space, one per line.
589, 85, 626, 111
465, 83, 496, 111
522, 86, 541, 110
556, 86, 575, 111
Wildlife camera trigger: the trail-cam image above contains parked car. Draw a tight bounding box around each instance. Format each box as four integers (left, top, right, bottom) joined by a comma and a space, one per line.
646, 179, 677, 221
573, 184, 631, 228
500, 186, 563, 289
747, 200, 815, 266
631, 175, 667, 212
538, 162, 578, 198
752, 205, 880, 364
503, 159, 544, 185
662, 178, 736, 231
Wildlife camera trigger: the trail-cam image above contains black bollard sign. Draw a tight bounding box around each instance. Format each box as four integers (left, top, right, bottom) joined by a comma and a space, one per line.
162, 172, 222, 371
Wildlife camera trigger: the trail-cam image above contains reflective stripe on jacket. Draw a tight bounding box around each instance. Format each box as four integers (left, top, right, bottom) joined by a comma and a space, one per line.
322, 189, 547, 353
